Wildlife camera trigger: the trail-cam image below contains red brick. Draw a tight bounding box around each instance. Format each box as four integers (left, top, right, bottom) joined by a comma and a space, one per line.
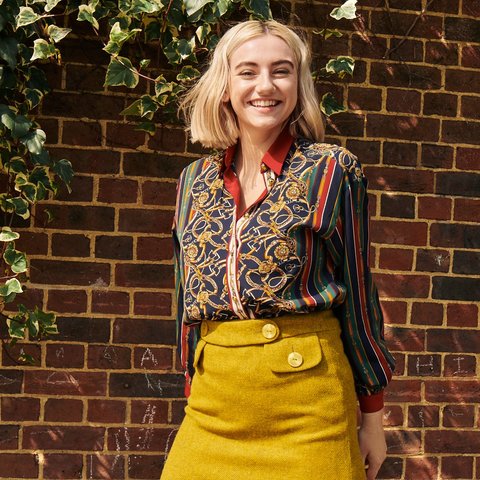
462, 45, 480, 68
447, 303, 478, 327
1, 397, 40, 421
131, 400, 169, 424
124, 152, 191, 179
15, 232, 48, 255
0, 453, 38, 478
407, 354, 441, 377
325, 112, 365, 137
86, 454, 125, 479
345, 139, 381, 165
386, 430, 421, 454
115, 264, 173, 289
376, 273, 430, 298
44, 398, 83, 422
441, 455, 473, 479
137, 237, 173, 261
371, 220, 428, 246
133, 347, 173, 370
405, 456, 438, 480
383, 141, 418, 167
133, 291, 172, 316
109, 372, 184, 398
425, 41, 459, 65
456, 147, 480, 170
416, 248, 450, 273
47, 289, 88, 314
442, 120, 480, 145
43, 454, 83, 479
56, 175, 93, 202
113, 318, 175, 344
380, 193, 415, 218
87, 399, 126, 424
30, 259, 110, 286
8, 287, 44, 312
62, 120, 103, 146
46, 344, 85, 368
418, 196, 452, 220
88, 345, 131, 370
118, 209, 172, 234
445, 16, 479, 42
0, 370, 23, 393
351, 34, 388, 61
147, 127, 186, 152
423, 92, 458, 117
0, 425, 19, 449
365, 166, 434, 194
386, 88, 421, 114
370, 11, 443, 39
107, 427, 175, 451
430, 223, 480, 248
51, 233, 90, 257
444, 354, 477, 377
377, 456, 403, 479
42, 63, 63, 90
42, 117, 59, 145
23, 426, 104, 450
35, 204, 115, 231
411, 302, 444, 325
128, 454, 164, 478
384, 0, 421, 9
105, 123, 146, 149
171, 400, 187, 424
95, 235, 133, 260
54, 317, 110, 343
381, 300, 408, 325
142, 181, 177, 206
98, 178, 139, 203
24, 370, 106, 396
370, 62, 442, 90
461, 95, 480, 120
367, 113, 440, 142
66, 64, 106, 91
408, 405, 440, 428
446, 69, 480, 94
421, 143, 454, 169
433, 276, 480, 302
386, 326, 425, 352
425, 380, 480, 402
389, 38, 423, 63
454, 198, 480, 222
462, 1, 480, 16
347, 87, 382, 112
427, 328, 480, 353
378, 247, 414, 270
443, 404, 475, 428
2, 343, 41, 366
92, 290, 130, 314
425, 430, 480, 454
49, 147, 120, 174
383, 405, 403, 427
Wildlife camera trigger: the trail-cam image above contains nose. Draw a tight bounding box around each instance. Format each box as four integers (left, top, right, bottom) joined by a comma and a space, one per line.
256, 71, 275, 93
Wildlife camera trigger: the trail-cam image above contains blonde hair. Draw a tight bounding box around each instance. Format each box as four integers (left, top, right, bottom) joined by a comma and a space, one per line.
179, 20, 325, 149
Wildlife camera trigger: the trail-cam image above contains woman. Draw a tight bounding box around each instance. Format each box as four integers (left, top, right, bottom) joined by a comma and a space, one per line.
162, 20, 395, 480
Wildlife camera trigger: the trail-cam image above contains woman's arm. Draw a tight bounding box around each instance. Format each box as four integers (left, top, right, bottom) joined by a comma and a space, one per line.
358, 409, 387, 480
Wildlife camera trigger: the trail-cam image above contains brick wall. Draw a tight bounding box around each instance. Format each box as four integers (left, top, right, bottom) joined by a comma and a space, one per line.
1, 1, 479, 479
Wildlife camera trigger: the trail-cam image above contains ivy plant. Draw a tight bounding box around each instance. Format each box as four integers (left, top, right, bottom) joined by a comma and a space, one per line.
0, 0, 356, 358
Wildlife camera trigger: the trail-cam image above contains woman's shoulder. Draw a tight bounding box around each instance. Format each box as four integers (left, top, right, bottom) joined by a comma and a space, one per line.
178, 151, 224, 183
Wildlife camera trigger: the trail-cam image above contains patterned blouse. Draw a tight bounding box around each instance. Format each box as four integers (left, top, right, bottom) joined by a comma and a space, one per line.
172, 129, 395, 413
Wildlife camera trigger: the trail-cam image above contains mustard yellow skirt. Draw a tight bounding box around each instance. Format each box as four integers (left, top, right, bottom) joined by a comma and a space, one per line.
161, 310, 367, 480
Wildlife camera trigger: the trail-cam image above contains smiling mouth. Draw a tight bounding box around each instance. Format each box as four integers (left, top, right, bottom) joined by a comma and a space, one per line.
249, 100, 280, 107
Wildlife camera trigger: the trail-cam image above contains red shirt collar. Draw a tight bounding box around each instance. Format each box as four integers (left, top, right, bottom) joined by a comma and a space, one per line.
223, 127, 295, 176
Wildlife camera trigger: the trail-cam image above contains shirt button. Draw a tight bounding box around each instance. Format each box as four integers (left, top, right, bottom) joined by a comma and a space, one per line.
262, 323, 278, 339
288, 352, 303, 368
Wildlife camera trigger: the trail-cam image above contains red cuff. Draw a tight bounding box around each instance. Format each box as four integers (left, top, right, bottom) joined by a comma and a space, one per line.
184, 373, 192, 398
358, 390, 384, 413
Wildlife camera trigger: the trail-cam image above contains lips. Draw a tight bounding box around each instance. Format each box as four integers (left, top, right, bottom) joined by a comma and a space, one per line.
249, 100, 281, 107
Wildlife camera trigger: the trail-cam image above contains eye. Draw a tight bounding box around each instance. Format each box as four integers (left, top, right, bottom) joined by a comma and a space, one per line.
274, 69, 291, 76
239, 70, 255, 77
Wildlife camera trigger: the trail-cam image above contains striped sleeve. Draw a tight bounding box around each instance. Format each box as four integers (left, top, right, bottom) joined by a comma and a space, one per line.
326, 149, 395, 413
172, 167, 199, 397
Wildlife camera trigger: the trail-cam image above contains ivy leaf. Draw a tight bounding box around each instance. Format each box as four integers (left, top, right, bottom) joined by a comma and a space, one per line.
45, 0, 62, 12
176, 65, 201, 83
164, 37, 195, 65
36, 308, 57, 336
52, 158, 74, 189
135, 121, 155, 134
24, 88, 43, 109
0, 37, 19, 68
185, 0, 213, 18
104, 22, 141, 55
0, 104, 16, 130
7, 196, 30, 219
0, 227, 20, 242
6, 318, 26, 340
105, 56, 139, 88
16, 7, 41, 28
10, 115, 32, 139
26, 310, 39, 337
129, 0, 163, 14
31, 149, 52, 166
321, 92, 346, 117
325, 56, 355, 78
121, 95, 158, 118
330, 0, 357, 20
195, 23, 211, 43
3, 244, 27, 274
77, 4, 99, 30
31, 39, 56, 61
139, 59, 150, 69
313, 28, 343, 39
215, 0, 231, 16
47, 25, 72, 43
0, 278, 23, 297
243, 0, 271, 20
20, 129, 46, 154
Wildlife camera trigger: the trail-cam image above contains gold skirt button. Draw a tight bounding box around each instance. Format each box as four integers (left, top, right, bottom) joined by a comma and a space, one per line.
262, 323, 278, 340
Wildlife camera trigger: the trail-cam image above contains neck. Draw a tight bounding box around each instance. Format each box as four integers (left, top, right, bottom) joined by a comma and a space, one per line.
236, 125, 282, 171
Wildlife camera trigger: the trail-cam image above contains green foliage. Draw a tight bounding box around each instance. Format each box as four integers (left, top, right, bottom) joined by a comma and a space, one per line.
0, 0, 357, 354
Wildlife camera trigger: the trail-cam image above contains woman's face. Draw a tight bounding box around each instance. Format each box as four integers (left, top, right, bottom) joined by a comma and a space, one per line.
225, 34, 298, 142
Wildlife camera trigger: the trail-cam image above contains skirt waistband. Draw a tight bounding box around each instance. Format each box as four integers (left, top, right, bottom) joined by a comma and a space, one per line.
200, 310, 340, 347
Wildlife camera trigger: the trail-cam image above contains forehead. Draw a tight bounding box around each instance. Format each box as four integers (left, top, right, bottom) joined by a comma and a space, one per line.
229, 34, 296, 66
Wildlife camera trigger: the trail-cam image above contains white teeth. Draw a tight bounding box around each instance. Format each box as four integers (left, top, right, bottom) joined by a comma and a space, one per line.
250, 100, 278, 107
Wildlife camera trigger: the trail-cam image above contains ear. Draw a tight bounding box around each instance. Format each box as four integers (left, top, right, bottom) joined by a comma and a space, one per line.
222, 89, 230, 103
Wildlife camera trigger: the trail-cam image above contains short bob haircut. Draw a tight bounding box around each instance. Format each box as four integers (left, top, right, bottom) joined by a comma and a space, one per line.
179, 20, 325, 150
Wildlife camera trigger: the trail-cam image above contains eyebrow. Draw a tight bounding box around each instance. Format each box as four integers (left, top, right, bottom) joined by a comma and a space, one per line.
233, 60, 295, 70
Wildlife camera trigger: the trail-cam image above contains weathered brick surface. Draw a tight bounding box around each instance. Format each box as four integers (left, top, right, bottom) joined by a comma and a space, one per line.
2, 3, 479, 479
